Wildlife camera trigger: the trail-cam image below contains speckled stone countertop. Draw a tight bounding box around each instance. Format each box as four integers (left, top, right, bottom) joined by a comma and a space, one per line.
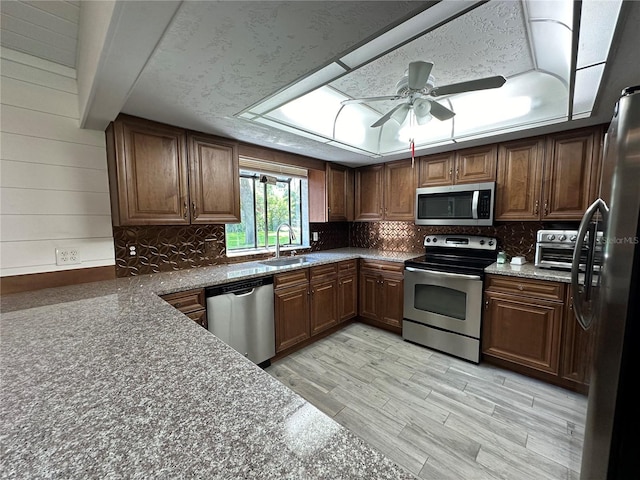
0, 249, 419, 479
485, 262, 573, 283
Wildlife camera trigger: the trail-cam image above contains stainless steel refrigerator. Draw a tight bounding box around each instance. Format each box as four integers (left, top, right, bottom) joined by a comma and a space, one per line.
572, 86, 640, 479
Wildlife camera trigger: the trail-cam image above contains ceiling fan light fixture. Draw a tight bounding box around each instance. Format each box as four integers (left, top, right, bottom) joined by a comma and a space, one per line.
416, 113, 432, 125
413, 98, 431, 119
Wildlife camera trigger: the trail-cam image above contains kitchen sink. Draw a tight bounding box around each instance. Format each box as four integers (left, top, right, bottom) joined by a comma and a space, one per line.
259, 256, 309, 267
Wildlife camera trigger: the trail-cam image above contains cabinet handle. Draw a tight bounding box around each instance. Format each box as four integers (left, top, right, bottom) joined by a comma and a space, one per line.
449, 168, 453, 178
175, 302, 182, 308
192, 201, 198, 219
455, 167, 459, 179
485, 299, 489, 310
183, 201, 188, 219
543, 201, 549, 216
517, 284, 524, 291
534, 200, 539, 215
307, 289, 311, 296
569, 296, 574, 310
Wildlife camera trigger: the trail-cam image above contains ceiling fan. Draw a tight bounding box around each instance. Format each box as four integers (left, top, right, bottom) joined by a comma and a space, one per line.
341, 61, 507, 128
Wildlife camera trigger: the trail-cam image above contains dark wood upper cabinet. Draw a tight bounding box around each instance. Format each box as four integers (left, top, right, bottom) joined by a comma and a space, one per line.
455, 144, 498, 184
384, 159, 417, 220
495, 126, 603, 221
543, 128, 600, 220
188, 134, 240, 223
418, 145, 496, 187
106, 115, 240, 226
106, 115, 189, 225
355, 164, 384, 221
308, 163, 354, 222
496, 138, 545, 221
418, 152, 454, 187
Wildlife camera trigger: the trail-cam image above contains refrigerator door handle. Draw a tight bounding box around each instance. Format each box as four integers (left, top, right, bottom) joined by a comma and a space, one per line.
571, 198, 608, 330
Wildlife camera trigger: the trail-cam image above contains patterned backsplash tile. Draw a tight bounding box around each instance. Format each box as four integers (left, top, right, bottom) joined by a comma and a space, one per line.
114, 220, 544, 277
349, 221, 545, 261
113, 222, 350, 277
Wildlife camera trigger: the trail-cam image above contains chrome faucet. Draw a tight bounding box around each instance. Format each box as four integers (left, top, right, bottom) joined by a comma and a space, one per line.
275, 223, 296, 258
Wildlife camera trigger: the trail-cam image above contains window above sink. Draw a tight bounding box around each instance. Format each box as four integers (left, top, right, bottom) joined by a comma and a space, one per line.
225, 158, 311, 257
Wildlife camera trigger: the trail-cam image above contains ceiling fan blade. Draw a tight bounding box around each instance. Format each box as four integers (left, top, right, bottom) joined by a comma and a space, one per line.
430, 75, 506, 97
341, 95, 402, 105
408, 61, 434, 90
428, 100, 455, 121
371, 103, 409, 128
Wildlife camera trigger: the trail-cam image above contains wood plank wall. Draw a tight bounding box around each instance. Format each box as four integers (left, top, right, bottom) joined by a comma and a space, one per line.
0, 47, 115, 279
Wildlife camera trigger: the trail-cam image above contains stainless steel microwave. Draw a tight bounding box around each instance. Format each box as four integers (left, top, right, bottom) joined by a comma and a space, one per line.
415, 182, 495, 226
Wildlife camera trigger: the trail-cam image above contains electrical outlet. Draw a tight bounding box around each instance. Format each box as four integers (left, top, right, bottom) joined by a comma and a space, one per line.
55, 248, 81, 265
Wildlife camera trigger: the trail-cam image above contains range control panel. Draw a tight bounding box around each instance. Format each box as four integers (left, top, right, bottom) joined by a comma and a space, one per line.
423, 235, 498, 250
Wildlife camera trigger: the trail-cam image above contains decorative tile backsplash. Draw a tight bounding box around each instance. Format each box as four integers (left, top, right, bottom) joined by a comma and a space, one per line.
349, 221, 544, 261
114, 220, 542, 277
113, 222, 350, 277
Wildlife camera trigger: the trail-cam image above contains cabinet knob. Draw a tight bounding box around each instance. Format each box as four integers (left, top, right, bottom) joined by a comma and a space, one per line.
517, 284, 524, 291
175, 302, 182, 308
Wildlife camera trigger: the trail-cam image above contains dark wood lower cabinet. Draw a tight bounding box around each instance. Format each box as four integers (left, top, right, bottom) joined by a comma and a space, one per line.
482, 275, 593, 393
359, 260, 403, 330
274, 283, 310, 353
310, 278, 338, 335
338, 272, 358, 322
482, 292, 563, 375
161, 288, 207, 329
559, 287, 594, 393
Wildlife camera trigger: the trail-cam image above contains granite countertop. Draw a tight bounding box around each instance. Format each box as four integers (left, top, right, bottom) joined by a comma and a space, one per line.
0, 249, 419, 479
485, 261, 573, 283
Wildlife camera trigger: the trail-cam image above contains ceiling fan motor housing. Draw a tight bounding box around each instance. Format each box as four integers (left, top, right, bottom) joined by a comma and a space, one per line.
396, 74, 436, 96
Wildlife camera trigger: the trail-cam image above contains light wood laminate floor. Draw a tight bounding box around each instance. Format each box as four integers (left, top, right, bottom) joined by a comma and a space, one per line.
266, 323, 587, 480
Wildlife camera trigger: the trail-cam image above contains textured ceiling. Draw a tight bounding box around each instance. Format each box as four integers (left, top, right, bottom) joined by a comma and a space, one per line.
0, 0, 79, 68
330, 1, 533, 106
122, 1, 423, 162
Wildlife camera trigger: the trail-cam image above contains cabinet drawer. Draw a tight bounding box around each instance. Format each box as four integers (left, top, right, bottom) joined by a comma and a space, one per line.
274, 269, 309, 289
360, 259, 404, 274
338, 259, 357, 276
186, 309, 207, 329
310, 263, 338, 281
161, 289, 205, 313
485, 275, 565, 302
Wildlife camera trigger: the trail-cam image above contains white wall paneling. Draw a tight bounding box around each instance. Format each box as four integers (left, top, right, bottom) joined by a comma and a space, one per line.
0, 48, 114, 277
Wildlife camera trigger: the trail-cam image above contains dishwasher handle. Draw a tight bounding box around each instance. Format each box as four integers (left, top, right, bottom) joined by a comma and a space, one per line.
233, 288, 255, 296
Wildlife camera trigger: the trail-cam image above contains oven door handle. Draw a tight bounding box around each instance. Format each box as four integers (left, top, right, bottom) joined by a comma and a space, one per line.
405, 267, 481, 281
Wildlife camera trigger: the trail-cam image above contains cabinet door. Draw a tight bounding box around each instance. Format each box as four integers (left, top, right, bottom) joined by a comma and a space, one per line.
454, 145, 497, 184
327, 163, 349, 221
380, 275, 403, 328
274, 284, 310, 352
110, 116, 189, 225
543, 129, 597, 220
384, 159, 417, 220
495, 138, 545, 220
359, 271, 380, 320
186, 310, 207, 329
418, 153, 454, 187
560, 287, 594, 389
188, 134, 240, 223
482, 292, 562, 375
310, 278, 338, 336
338, 273, 357, 322
355, 165, 384, 221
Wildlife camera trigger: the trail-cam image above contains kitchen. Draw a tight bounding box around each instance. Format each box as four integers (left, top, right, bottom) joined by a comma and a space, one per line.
1, 1, 639, 479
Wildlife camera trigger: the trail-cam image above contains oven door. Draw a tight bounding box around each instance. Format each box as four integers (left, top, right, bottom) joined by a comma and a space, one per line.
403, 267, 483, 338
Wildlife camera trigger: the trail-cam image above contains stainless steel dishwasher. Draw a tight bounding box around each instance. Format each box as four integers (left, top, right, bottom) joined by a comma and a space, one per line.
205, 276, 275, 368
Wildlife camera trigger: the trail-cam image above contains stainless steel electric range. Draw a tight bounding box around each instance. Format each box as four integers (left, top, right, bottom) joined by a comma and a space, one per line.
403, 234, 498, 363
